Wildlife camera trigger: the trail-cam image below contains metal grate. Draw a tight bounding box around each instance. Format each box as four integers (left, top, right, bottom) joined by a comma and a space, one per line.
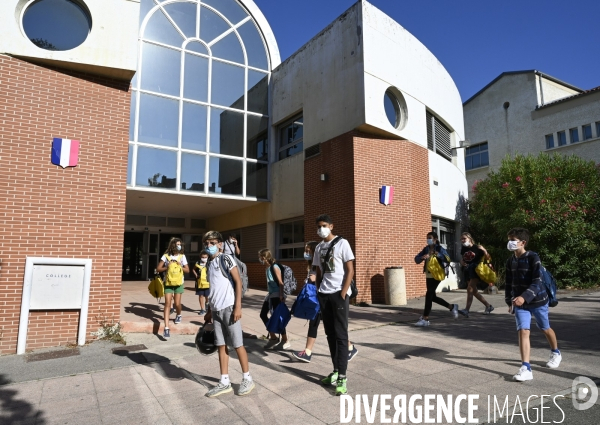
426, 111, 434, 151
304, 144, 320, 159
426, 111, 452, 161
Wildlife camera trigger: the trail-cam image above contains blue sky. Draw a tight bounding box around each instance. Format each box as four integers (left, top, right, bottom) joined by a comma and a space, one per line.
254, 0, 600, 102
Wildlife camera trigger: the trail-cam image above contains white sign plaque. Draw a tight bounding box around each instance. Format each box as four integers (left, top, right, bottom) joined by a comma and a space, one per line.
30, 265, 85, 309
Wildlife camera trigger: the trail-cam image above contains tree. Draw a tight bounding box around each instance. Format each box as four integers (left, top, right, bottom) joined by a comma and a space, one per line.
469, 153, 600, 288
30, 38, 58, 51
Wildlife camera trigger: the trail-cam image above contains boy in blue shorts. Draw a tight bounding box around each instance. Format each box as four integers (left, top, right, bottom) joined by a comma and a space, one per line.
505, 227, 561, 382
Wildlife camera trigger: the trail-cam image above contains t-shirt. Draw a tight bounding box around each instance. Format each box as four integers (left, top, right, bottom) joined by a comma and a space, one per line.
160, 253, 188, 267
266, 264, 282, 297
223, 240, 237, 256
312, 237, 355, 295
461, 245, 484, 267
206, 253, 237, 311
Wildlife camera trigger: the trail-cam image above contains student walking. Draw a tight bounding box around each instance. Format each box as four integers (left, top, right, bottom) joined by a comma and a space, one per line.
223, 234, 241, 258
293, 241, 358, 362
203, 231, 254, 397
156, 238, 189, 339
192, 252, 210, 315
458, 232, 494, 317
413, 232, 459, 326
505, 227, 562, 382
313, 214, 355, 396
258, 248, 290, 350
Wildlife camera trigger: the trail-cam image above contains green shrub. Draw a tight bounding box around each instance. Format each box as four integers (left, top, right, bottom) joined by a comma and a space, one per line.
469, 153, 600, 288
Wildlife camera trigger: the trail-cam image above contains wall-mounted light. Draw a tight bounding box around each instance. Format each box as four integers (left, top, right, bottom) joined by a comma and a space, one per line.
451, 140, 470, 156
320, 173, 328, 181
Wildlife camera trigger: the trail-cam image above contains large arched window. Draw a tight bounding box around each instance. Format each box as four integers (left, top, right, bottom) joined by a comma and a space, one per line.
128, 0, 272, 199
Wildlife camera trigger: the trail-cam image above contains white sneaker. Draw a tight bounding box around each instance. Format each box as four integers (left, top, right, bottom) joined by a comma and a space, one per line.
483, 305, 495, 315
547, 351, 562, 369
415, 317, 430, 327
458, 309, 469, 318
451, 304, 459, 319
273, 341, 291, 351
513, 366, 533, 382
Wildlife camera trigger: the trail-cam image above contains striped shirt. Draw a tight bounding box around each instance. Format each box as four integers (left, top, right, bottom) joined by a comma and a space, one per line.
504, 251, 548, 308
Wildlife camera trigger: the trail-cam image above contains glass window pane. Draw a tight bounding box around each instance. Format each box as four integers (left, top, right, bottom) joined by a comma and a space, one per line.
596, 122, 600, 138
545, 134, 554, 149
558, 131, 567, 146
246, 162, 267, 198
294, 221, 304, 244
200, 6, 230, 43
181, 153, 206, 191
570, 128, 579, 143
138, 93, 179, 147
184, 53, 208, 102
481, 151, 489, 166
182, 102, 208, 151
237, 20, 268, 70
139, 0, 155, 28
247, 115, 268, 160
137, 146, 177, 189
582, 124, 592, 140
211, 61, 245, 108
279, 142, 303, 160
294, 247, 304, 259
209, 107, 243, 156
143, 8, 184, 47
202, 0, 248, 25
291, 118, 304, 142
384, 91, 398, 127
127, 144, 134, 185
163, 2, 197, 39
140, 43, 181, 96
472, 154, 481, 168
208, 156, 243, 195
280, 223, 293, 244
129, 91, 136, 141
23, 0, 91, 51
247, 70, 268, 114
465, 155, 472, 170
479, 143, 488, 151
211, 32, 244, 64
469, 145, 479, 154
186, 41, 208, 55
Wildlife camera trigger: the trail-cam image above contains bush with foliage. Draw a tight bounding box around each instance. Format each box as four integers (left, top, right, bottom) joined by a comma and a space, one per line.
469, 153, 600, 288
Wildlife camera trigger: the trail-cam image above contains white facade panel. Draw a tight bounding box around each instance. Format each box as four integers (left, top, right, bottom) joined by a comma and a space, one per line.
429, 150, 469, 221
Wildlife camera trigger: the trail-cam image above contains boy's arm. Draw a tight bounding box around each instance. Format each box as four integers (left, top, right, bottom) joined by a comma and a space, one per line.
414, 247, 427, 264
521, 254, 543, 304
504, 258, 513, 306
341, 260, 354, 299
229, 265, 243, 322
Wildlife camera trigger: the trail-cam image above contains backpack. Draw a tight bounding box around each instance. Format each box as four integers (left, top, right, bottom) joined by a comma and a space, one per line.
291, 281, 320, 320
525, 252, 559, 308
270, 263, 297, 295
265, 301, 291, 334
211, 254, 249, 297
164, 254, 184, 286
148, 274, 164, 301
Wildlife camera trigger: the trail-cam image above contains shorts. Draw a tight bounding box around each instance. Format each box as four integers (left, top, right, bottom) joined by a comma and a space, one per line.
213, 305, 244, 348
195, 288, 210, 297
514, 303, 550, 331
164, 285, 184, 294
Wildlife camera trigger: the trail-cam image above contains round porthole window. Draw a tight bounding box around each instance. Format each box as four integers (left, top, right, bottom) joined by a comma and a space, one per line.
384, 89, 401, 128
22, 0, 92, 51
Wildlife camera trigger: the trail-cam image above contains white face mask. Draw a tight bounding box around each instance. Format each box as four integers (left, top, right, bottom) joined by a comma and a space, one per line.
507, 240, 520, 251
200, 258, 208, 263
317, 227, 331, 238
462, 242, 472, 247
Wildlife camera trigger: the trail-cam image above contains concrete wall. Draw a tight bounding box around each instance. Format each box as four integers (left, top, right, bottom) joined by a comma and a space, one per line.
0, 0, 138, 79
429, 151, 469, 221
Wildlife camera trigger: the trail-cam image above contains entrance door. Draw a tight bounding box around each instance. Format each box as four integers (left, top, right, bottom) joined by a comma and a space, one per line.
147, 233, 182, 278
122, 232, 144, 280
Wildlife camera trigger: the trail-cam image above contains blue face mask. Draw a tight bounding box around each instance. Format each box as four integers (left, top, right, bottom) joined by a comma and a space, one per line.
427, 239, 434, 245
205, 245, 218, 255
303, 253, 312, 260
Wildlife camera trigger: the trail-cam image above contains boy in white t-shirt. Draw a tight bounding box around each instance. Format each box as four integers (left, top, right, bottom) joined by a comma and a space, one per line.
312, 214, 355, 396
202, 230, 254, 397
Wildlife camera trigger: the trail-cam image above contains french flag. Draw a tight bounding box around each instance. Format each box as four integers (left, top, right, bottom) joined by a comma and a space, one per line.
380, 185, 394, 206
51, 138, 80, 168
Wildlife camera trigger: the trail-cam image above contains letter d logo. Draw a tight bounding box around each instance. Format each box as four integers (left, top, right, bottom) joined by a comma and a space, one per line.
572, 376, 598, 411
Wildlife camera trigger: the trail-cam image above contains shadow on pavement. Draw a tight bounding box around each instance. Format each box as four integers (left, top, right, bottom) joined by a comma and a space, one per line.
0, 374, 45, 424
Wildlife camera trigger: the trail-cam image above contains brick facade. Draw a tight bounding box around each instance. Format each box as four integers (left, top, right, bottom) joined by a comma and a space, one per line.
304, 131, 431, 304
0, 55, 130, 354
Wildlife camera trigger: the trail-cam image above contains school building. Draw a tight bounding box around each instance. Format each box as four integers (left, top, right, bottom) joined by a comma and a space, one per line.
0, 0, 467, 354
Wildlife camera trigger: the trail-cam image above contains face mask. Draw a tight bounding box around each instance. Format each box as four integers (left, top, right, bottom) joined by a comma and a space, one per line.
303, 253, 312, 260
205, 245, 218, 255
507, 240, 519, 251
462, 242, 472, 247
200, 258, 207, 263
427, 239, 434, 245
317, 227, 331, 238
259, 258, 265, 265
176, 245, 182, 251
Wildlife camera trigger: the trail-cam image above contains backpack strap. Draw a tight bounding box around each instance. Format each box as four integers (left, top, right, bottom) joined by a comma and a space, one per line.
324, 236, 343, 263
269, 263, 282, 285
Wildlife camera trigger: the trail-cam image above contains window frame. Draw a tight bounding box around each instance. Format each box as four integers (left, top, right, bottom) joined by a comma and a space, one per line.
276, 217, 305, 261
465, 142, 489, 171
569, 127, 579, 144
277, 115, 304, 161
582, 124, 592, 141
545, 134, 555, 149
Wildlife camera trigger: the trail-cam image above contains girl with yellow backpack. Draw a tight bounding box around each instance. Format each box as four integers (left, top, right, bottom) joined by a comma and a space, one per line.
193, 252, 210, 316
157, 238, 189, 339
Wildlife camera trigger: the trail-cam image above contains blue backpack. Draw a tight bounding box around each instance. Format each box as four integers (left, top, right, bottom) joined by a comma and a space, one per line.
266, 302, 291, 334
528, 253, 559, 308
291, 281, 320, 320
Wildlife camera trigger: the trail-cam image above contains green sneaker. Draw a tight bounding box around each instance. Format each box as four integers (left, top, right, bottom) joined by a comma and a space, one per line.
321, 371, 338, 386
335, 377, 348, 396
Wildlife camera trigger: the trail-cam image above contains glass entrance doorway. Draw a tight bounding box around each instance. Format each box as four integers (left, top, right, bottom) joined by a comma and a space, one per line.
122, 232, 144, 280
147, 233, 181, 279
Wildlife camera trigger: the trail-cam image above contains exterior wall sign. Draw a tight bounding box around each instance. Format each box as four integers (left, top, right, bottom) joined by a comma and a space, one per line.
380, 185, 394, 206
51, 138, 79, 168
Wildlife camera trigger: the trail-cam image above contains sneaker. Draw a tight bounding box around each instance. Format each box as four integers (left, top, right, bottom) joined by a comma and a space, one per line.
451, 304, 459, 319
458, 309, 469, 318
513, 366, 533, 382
484, 305, 495, 315
238, 378, 255, 396
264, 338, 280, 350
174, 315, 182, 324
170, 307, 175, 314
163, 328, 170, 339
206, 382, 233, 398
415, 317, 430, 327
293, 350, 312, 362
321, 371, 339, 386
198, 309, 205, 315
273, 341, 291, 351
335, 377, 348, 396
348, 345, 358, 362
547, 351, 562, 369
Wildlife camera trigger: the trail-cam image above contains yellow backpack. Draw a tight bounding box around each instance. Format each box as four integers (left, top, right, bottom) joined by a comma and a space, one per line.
165, 254, 184, 286
195, 264, 209, 289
